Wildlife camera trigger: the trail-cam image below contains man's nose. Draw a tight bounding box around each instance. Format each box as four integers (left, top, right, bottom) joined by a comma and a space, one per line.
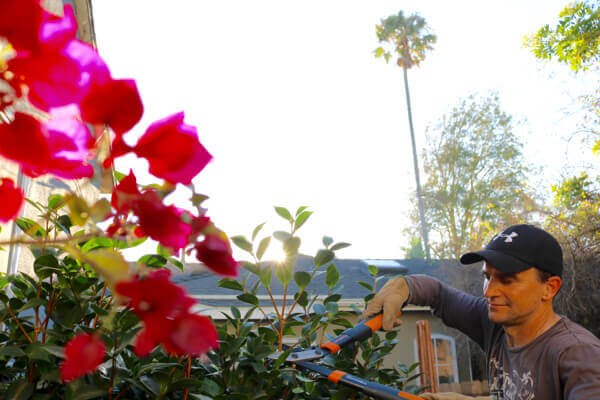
484, 278, 499, 298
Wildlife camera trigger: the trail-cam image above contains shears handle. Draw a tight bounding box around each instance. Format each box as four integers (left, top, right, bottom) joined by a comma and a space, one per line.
321, 311, 402, 354
296, 359, 422, 400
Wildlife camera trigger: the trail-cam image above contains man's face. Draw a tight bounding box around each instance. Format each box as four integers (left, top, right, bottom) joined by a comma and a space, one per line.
482, 262, 548, 326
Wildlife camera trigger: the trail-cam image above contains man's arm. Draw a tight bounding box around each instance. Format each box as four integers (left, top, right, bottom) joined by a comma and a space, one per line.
560, 343, 600, 399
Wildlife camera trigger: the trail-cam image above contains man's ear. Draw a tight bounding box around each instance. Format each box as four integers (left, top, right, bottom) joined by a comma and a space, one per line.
543, 276, 562, 301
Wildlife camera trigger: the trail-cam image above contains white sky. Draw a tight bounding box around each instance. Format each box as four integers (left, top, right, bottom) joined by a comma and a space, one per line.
91, 0, 597, 261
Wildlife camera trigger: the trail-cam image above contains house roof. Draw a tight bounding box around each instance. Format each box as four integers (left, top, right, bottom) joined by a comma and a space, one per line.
173, 255, 460, 308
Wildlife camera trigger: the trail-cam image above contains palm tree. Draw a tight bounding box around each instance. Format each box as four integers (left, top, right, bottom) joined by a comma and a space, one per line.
375, 11, 436, 260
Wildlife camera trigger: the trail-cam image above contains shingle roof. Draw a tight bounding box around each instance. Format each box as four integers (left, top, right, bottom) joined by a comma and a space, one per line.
173, 255, 459, 308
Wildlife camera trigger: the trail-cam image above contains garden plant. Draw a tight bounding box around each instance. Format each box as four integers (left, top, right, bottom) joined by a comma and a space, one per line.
0, 1, 422, 399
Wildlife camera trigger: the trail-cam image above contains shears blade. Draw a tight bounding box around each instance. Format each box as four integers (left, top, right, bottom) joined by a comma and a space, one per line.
268, 348, 329, 362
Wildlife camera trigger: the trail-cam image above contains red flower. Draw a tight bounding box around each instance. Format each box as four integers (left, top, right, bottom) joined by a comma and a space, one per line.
60, 333, 106, 383
0, 113, 94, 179
0, 178, 24, 222
131, 191, 192, 251
9, 39, 111, 111
81, 79, 143, 135
111, 170, 141, 214
162, 313, 219, 356
0, 0, 43, 52
115, 269, 192, 321
195, 234, 239, 277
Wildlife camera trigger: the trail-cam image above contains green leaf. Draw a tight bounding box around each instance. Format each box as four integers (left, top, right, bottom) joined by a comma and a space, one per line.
15, 217, 46, 238
156, 243, 172, 257
256, 236, 271, 260
19, 298, 45, 312
374, 46, 385, 58
0, 345, 26, 358
81, 237, 114, 253
217, 278, 244, 291
325, 264, 340, 288
274, 206, 293, 222
34, 254, 60, 280
89, 198, 111, 223
56, 214, 72, 234
169, 257, 184, 272
313, 303, 326, 315
294, 211, 312, 231
237, 293, 259, 306
357, 281, 373, 291
26, 342, 51, 362
137, 362, 182, 377
231, 235, 253, 254
275, 260, 293, 286
252, 222, 266, 241
113, 170, 126, 182
47, 194, 64, 210
6, 379, 33, 400
41, 344, 64, 359
137, 254, 168, 268
295, 206, 309, 216
322, 236, 334, 247
314, 249, 334, 267
259, 265, 272, 288
241, 261, 259, 275
139, 376, 160, 396
330, 242, 351, 251
72, 385, 107, 400
294, 271, 311, 289
367, 264, 378, 276
230, 306, 241, 319
283, 237, 301, 256
326, 301, 338, 315
201, 379, 222, 397
273, 230, 291, 242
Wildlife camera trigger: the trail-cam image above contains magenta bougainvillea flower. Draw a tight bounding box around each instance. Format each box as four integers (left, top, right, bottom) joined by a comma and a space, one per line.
38, 4, 78, 51
0, 113, 94, 179
0, 178, 24, 222
59, 333, 106, 383
162, 313, 218, 356
131, 191, 192, 251
81, 79, 143, 135
134, 112, 212, 184
111, 170, 142, 214
0, 0, 43, 52
9, 39, 111, 111
195, 234, 239, 277
116, 269, 217, 357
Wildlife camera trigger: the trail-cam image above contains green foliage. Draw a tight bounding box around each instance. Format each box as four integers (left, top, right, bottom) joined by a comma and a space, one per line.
374, 10, 436, 69
526, 1, 600, 72
402, 237, 425, 259
414, 92, 538, 260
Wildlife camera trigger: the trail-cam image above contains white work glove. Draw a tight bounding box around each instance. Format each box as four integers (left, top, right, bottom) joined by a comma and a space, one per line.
362, 277, 409, 330
420, 393, 493, 400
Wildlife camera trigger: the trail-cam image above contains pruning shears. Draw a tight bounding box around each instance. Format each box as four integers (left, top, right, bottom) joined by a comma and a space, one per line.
269, 312, 423, 400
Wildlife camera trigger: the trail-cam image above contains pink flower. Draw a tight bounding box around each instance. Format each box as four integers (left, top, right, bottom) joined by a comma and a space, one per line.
111, 170, 141, 214
0, 113, 95, 179
106, 112, 212, 184
81, 79, 143, 135
195, 234, 239, 277
162, 313, 219, 356
0, 178, 24, 222
115, 269, 192, 321
9, 39, 111, 111
131, 191, 192, 251
0, 0, 43, 52
60, 333, 106, 383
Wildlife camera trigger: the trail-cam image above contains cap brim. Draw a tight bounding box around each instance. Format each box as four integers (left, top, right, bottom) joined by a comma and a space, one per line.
460, 249, 531, 274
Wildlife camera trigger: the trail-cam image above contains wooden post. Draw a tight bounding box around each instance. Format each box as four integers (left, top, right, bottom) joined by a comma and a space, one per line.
416, 320, 439, 393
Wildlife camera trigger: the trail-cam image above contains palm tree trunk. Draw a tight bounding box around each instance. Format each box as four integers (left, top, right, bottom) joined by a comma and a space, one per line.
402, 65, 430, 260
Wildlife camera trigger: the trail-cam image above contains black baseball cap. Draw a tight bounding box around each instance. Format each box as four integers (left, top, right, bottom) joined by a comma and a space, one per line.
460, 224, 563, 277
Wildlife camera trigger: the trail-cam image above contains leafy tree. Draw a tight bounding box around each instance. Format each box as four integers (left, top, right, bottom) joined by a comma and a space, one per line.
402, 236, 425, 259
544, 173, 600, 336
525, 1, 600, 72
375, 11, 436, 260
413, 93, 538, 260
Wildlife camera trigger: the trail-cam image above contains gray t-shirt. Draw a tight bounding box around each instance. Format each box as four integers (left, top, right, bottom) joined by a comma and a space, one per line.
405, 275, 600, 400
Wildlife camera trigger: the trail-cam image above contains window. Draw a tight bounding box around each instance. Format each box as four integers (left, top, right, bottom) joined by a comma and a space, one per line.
414, 333, 459, 385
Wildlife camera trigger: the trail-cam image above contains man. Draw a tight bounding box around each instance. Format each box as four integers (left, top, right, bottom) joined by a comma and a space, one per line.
363, 224, 600, 400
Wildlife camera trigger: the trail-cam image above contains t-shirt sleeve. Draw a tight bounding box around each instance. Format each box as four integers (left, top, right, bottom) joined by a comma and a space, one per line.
405, 274, 493, 349
559, 342, 600, 399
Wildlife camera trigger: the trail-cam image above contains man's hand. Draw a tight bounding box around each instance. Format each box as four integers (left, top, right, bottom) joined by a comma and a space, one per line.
420, 393, 493, 400
362, 277, 410, 330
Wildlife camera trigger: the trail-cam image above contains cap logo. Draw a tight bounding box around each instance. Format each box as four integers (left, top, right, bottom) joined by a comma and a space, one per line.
494, 232, 518, 243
